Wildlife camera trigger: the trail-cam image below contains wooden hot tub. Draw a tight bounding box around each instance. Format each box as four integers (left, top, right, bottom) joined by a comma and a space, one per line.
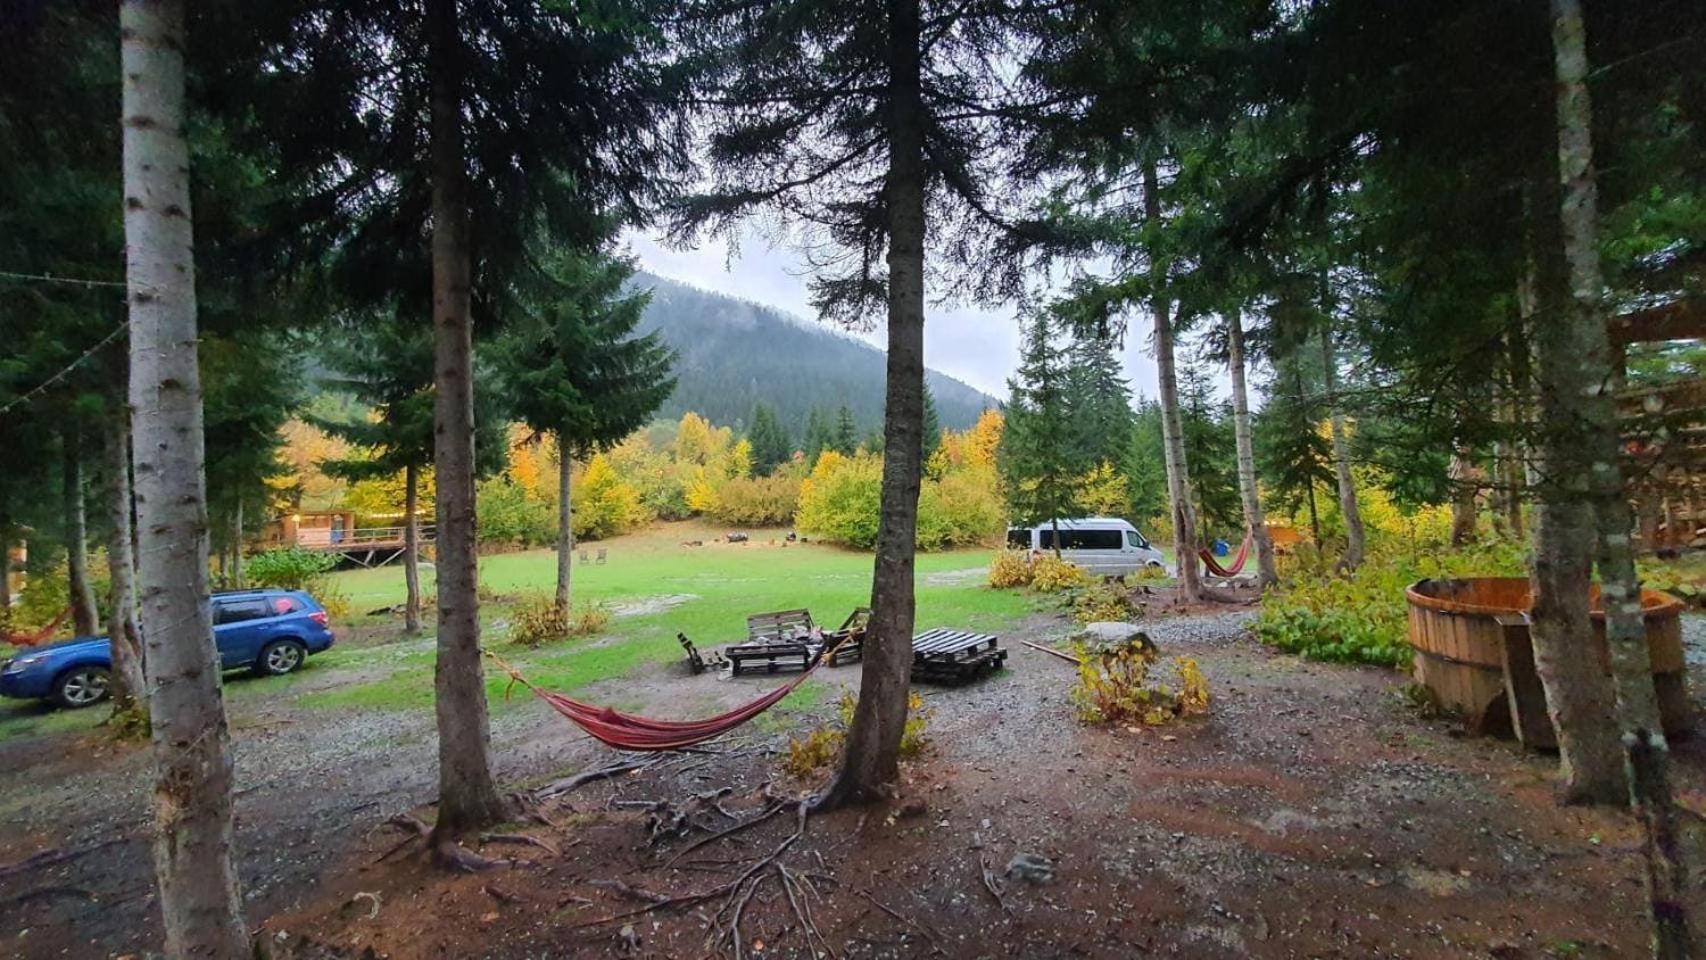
1405, 576, 1690, 745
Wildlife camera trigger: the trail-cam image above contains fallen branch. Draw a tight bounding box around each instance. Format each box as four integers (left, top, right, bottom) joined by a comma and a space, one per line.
374, 814, 431, 863
1020, 640, 1082, 665
483, 884, 521, 906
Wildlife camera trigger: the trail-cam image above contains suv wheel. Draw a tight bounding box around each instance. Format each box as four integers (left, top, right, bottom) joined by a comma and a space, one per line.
255, 640, 307, 677
53, 667, 111, 709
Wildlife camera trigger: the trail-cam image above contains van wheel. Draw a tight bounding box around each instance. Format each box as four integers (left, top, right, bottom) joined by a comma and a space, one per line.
255, 640, 307, 677
52, 667, 111, 709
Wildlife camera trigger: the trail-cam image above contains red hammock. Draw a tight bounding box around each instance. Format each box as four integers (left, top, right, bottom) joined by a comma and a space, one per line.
1, 607, 72, 647
1199, 534, 1252, 578
487, 641, 842, 752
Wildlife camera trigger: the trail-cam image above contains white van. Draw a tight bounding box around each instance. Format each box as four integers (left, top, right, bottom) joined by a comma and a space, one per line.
1005, 517, 1169, 576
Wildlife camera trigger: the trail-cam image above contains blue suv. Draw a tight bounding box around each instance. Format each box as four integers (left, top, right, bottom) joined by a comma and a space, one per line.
1, 589, 336, 709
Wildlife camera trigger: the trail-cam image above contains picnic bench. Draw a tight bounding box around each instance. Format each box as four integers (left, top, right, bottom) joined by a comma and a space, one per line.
910, 627, 1007, 685
726, 609, 820, 676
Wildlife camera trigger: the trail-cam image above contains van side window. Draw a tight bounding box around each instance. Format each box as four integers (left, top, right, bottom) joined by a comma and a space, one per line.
1061, 529, 1122, 550
1006, 528, 1032, 549
1126, 530, 1146, 549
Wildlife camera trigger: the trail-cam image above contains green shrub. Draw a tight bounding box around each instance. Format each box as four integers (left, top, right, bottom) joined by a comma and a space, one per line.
1073, 579, 1142, 624
784, 691, 929, 777
245, 547, 338, 590
1256, 538, 1526, 668
795, 452, 883, 548
1070, 640, 1210, 726
477, 477, 556, 548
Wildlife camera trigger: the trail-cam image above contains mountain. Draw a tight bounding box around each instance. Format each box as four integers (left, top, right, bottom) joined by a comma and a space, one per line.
631, 272, 996, 436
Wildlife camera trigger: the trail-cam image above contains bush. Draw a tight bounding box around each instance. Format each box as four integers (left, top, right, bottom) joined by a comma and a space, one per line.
508, 593, 611, 647
1256, 538, 1525, 668
1069, 640, 1210, 726
477, 477, 556, 547
1073, 579, 1142, 624
706, 474, 800, 526
783, 691, 929, 777
1029, 554, 1089, 592
987, 549, 1033, 588
794, 452, 883, 548
246, 547, 338, 590
917, 467, 1005, 549
574, 454, 650, 539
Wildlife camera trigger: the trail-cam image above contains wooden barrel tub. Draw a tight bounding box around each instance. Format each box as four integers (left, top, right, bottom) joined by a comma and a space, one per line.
1405, 577, 1690, 745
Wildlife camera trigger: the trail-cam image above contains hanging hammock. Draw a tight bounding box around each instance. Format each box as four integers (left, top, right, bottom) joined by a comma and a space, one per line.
1, 607, 72, 647
485, 635, 851, 752
1199, 534, 1252, 578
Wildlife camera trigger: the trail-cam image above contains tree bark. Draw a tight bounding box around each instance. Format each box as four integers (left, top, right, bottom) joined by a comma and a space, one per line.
814, 0, 926, 811
1226, 307, 1278, 588
1319, 326, 1365, 570
0, 498, 10, 617
1448, 445, 1480, 547
1550, 0, 1692, 948
403, 462, 421, 635
105, 410, 145, 718
555, 434, 574, 613
426, 0, 506, 839
121, 0, 249, 954
1145, 163, 1202, 601
64, 437, 101, 637
230, 499, 243, 589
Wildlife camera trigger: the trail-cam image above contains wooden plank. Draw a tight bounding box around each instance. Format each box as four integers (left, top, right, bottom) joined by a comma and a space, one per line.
1497, 614, 1555, 750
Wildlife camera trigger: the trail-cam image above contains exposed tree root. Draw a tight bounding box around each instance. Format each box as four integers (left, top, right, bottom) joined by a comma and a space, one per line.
374, 814, 431, 863
661, 801, 788, 868
978, 850, 1011, 914
855, 887, 946, 956
536, 757, 659, 799
590, 879, 672, 904
478, 832, 559, 857
431, 837, 506, 873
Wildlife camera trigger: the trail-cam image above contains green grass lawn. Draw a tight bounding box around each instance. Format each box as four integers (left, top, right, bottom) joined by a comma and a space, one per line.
300, 520, 1039, 712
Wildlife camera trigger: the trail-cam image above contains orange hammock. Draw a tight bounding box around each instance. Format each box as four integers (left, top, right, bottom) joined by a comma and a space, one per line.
1, 607, 72, 647
486, 636, 849, 752
1198, 534, 1252, 578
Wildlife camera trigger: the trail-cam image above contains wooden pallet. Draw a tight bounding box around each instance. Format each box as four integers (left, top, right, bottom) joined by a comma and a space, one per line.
726, 640, 816, 676
911, 627, 1006, 685
746, 608, 816, 642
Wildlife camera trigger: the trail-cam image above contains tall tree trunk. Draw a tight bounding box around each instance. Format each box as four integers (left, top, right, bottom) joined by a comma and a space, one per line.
1145, 162, 1202, 600
1225, 307, 1277, 588
814, 0, 926, 811
1319, 326, 1365, 570
0, 498, 10, 618
426, 0, 505, 839
1550, 0, 1693, 949
105, 410, 145, 719
1449, 445, 1479, 547
403, 462, 421, 635
64, 438, 101, 637
121, 1, 249, 954
230, 499, 243, 589
555, 434, 574, 612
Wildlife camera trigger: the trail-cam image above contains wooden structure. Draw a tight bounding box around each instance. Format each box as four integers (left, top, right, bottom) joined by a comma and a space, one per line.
261, 511, 434, 567
1406, 577, 1690, 745
1612, 294, 1706, 553
911, 628, 1008, 685
720, 607, 872, 676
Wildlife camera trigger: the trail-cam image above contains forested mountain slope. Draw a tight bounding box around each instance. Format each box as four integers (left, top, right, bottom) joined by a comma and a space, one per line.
633, 272, 994, 435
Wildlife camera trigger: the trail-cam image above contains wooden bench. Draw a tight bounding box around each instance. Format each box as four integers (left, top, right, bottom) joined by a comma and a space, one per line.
726, 609, 820, 676
911, 627, 1007, 685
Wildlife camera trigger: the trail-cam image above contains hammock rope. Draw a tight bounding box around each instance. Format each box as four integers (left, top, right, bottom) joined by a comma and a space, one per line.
1199, 534, 1253, 578
485, 632, 857, 752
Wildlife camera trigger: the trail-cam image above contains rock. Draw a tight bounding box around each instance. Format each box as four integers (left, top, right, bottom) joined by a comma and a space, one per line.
1074, 622, 1156, 654
1006, 852, 1056, 884
897, 798, 928, 819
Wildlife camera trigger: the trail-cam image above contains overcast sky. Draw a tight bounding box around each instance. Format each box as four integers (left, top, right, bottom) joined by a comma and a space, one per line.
627, 228, 1169, 403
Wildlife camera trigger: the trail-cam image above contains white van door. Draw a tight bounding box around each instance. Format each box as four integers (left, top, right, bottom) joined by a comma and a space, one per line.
1056, 526, 1130, 576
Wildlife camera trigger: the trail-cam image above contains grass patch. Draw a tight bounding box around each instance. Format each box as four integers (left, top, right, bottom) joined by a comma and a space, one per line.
307, 520, 1032, 712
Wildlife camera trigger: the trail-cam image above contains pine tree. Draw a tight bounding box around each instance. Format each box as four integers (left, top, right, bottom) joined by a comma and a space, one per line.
1062, 330, 1133, 467
1122, 401, 1168, 527
677, 0, 1034, 808
748, 403, 792, 474
1001, 313, 1081, 549
494, 245, 675, 612
121, 0, 248, 951
921, 385, 941, 465
803, 408, 831, 463
831, 405, 859, 456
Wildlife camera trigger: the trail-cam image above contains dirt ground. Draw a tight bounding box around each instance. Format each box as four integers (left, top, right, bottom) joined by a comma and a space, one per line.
5, 604, 1706, 959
